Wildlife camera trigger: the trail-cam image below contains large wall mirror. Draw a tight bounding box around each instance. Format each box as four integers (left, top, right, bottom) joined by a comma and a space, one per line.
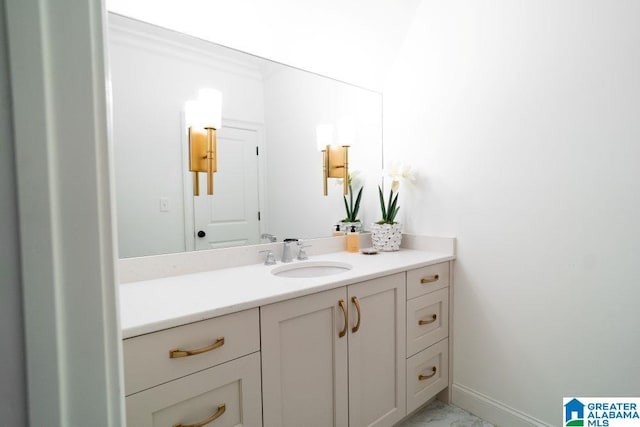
108, 14, 383, 258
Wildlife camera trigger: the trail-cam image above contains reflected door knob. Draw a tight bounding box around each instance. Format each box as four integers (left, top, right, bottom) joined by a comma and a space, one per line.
197, 230, 206, 238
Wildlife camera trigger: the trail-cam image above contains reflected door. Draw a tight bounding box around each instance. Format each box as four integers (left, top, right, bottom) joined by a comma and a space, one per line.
193, 126, 260, 249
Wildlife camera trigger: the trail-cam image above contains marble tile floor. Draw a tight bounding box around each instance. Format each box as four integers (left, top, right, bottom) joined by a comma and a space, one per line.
397, 400, 495, 427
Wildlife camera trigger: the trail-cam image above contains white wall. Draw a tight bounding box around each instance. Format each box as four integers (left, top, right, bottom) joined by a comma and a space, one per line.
0, 0, 27, 422
385, 0, 640, 424
105, 0, 421, 92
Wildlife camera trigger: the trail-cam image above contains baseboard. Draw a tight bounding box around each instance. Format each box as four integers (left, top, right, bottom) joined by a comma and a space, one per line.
452, 383, 553, 427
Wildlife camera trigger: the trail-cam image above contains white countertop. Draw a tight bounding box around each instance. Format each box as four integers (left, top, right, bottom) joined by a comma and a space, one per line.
119, 248, 454, 339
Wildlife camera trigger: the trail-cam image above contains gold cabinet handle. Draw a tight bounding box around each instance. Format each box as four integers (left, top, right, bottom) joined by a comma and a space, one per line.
420, 274, 439, 284
418, 314, 437, 325
351, 296, 361, 333
169, 337, 225, 359
174, 403, 226, 427
338, 299, 348, 338
418, 367, 437, 381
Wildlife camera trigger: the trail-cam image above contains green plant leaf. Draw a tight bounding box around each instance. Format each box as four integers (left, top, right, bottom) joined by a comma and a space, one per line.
352, 186, 363, 220
391, 206, 400, 223
349, 184, 354, 218
386, 191, 398, 222
387, 189, 394, 219
343, 195, 352, 220
388, 191, 399, 221
378, 186, 387, 220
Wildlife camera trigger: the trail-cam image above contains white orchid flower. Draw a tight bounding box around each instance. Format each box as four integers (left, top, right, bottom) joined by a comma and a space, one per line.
335, 170, 363, 190
385, 162, 416, 193
400, 163, 416, 182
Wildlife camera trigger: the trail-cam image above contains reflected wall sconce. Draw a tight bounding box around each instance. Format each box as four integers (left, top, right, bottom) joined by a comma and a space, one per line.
317, 124, 349, 196
185, 88, 222, 196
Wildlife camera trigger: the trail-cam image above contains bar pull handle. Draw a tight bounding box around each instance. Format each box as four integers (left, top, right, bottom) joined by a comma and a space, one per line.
420, 275, 439, 284
351, 296, 361, 333
338, 299, 348, 338
173, 403, 226, 427
169, 337, 225, 359
418, 314, 437, 325
418, 367, 437, 381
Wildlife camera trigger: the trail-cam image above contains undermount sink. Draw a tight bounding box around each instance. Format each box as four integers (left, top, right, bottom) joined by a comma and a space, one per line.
271, 261, 352, 278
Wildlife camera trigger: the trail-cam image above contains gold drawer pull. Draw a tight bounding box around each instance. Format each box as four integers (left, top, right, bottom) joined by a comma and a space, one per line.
418, 367, 437, 381
169, 337, 225, 358
418, 314, 437, 325
351, 296, 361, 333
338, 299, 348, 338
174, 403, 226, 427
420, 274, 439, 284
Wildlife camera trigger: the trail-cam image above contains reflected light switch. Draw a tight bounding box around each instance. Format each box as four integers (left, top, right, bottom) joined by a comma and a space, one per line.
159, 197, 170, 212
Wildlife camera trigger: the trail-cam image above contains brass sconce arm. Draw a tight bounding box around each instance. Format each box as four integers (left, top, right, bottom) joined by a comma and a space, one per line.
322, 144, 350, 196
189, 126, 218, 196
185, 88, 222, 197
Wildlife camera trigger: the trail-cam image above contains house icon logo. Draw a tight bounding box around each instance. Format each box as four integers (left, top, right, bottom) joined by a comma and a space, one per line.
564, 398, 585, 426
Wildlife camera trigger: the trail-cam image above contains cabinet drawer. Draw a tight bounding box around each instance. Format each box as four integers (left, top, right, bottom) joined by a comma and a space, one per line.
407, 288, 449, 357
406, 338, 449, 414
124, 308, 260, 395
126, 352, 262, 427
407, 262, 449, 300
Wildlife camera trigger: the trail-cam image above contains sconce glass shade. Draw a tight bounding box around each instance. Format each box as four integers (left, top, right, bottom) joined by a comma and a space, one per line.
316, 124, 334, 151
184, 99, 201, 128
185, 88, 222, 129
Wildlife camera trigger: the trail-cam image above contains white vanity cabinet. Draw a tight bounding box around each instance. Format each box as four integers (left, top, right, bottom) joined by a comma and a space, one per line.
123, 308, 262, 427
260, 273, 406, 427
120, 247, 456, 427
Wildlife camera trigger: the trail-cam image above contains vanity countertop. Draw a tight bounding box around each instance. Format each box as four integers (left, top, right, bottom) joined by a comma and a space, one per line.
119, 248, 454, 339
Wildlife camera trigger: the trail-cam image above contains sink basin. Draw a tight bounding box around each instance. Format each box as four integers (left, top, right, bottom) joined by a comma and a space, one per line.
271, 261, 352, 278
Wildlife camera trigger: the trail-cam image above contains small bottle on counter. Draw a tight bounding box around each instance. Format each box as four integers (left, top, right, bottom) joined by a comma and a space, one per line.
346, 225, 360, 253
333, 224, 344, 236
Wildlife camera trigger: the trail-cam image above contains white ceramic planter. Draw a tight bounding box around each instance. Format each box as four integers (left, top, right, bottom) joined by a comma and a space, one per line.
370, 223, 402, 251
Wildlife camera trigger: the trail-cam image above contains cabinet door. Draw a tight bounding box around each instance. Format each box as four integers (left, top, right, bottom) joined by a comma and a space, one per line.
126, 352, 262, 427
261, 287, 349, 427
348, 273, 406, 427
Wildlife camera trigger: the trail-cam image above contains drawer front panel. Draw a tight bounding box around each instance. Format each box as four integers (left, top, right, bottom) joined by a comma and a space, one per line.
406, 338, 449, 414
407, 262, 450, 300
126, 352, 262, 427
407, 288, 449, 357
124, 308, 260, 395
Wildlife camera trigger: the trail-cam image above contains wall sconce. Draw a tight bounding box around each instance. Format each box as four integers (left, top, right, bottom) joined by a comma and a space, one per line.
184, 88, 222, 196
317, 124, 349, 196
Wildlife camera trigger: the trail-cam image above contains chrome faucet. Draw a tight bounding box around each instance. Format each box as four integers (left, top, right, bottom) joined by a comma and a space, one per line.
282, 238, 299, 263
297, 241, 311, 260
259, 249, 277, 265
261, 233, 277, 243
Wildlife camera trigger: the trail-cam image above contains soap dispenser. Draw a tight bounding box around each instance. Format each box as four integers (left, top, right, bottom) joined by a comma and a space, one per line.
333, 224, 344, 236
346, 225, 360, 253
